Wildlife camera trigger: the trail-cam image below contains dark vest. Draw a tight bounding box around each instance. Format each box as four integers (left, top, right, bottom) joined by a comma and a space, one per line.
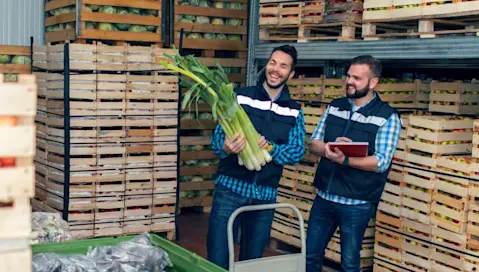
312, 94, 398, 203
216, 81, 302, 188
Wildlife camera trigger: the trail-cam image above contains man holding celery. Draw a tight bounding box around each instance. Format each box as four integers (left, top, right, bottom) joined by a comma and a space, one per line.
207, 45, 306, 269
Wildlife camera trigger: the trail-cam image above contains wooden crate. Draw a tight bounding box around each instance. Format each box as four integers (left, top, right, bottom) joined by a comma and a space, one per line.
325, 0, 364, 23
0, 75, 37, 201
393, 115, 409, 162
415, 79, 432, 109
0, 45, 31, 74
322, 77, 345, 102
405, 115, 474, 169
429, 81, 479, 115
287, 75, 323, 101
44, 0, 163, 45
174, 0, 247, 52
260, 3, 279, 25
375, 79, 417, 109
303, 103, 327, 136
401, 166, 435, 225
374, 227, 403, 266
303, 1, 326, 24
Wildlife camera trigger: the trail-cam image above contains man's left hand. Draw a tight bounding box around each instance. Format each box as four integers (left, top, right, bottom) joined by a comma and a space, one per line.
325, 142, 346, 164
258, 135, 270, 149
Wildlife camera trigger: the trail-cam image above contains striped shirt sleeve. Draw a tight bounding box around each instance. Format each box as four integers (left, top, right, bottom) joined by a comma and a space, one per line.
310, 105, 330, 142
375, 112, 402, 173
269, 109, 306, 166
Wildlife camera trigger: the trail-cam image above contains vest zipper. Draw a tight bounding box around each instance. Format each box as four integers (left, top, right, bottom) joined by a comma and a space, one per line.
326, 106, 354, 194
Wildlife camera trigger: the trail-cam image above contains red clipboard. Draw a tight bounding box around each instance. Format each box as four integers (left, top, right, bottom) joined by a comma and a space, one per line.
328, 142, 369, 157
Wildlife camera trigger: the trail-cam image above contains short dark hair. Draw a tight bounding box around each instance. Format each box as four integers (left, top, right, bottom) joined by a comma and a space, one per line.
269, 45, 298, 70
351, 55, 382, 78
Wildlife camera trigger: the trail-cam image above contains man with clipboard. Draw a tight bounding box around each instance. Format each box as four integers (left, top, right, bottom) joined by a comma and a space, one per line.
306, 55, 402, 272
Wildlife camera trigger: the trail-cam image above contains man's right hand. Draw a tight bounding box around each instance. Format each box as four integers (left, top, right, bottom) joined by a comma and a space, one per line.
223, 133, 246, 154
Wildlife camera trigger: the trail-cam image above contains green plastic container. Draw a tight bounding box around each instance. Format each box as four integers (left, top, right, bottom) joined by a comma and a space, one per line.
31, 234, 227, 272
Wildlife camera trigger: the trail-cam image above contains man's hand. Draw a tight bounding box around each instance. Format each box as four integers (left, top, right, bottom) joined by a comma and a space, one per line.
223, 133, 246, 154
258, 135, 270, 149
325, 142, 346, 164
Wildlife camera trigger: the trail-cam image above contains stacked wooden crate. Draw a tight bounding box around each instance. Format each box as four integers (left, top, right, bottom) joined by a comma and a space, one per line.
362, 0, 479, 40
44, 0, 163, 45
0, 75, 37, 272
179, 103, 218, 212
429, 80, 479, 115
270, 102, 375, 269
31, 43, 179, 240
174, 0, 248, 86
0, 45, 31, 75
287, 75, 323, 101
374, 114, 479, 271
474, 120, 479, 159
259, 0, 362, 42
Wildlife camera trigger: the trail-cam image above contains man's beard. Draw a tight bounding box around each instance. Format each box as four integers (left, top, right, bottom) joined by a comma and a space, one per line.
346, 82, 370, 99
266, 71, 290, 90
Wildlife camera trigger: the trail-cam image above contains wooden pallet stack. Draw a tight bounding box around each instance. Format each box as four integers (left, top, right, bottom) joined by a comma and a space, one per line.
429, 80, 479, 115
0, 45, 31, 75
474, 120, 479, 159
31, 43, 179, 240
362, 0, 479, 40
44, 0, 163, 45
179, 103, 218, 213
174, 0, 248, 86
374, 114, 479, 271
0, 75, 37, 272
322, 77, 345, 103
260, 0, 363, 42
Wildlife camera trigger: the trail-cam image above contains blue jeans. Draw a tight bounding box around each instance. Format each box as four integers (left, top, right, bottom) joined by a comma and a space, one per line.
306, 195, 375, 272
207, 183, 276, 270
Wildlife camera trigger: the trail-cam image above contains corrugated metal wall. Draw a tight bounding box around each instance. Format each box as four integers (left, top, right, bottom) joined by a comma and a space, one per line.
0, 0, 45, 46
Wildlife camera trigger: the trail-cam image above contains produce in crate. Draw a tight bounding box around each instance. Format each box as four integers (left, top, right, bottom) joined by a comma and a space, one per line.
160, 51, 272, 171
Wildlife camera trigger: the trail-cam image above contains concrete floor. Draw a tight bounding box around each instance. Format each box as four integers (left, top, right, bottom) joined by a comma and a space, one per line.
174, 210, 339, 271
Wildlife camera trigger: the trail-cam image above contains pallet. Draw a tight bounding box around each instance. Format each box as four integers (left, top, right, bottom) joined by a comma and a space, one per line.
362, 14, 479, 40
44, 0, 163, 45
260, 22, 362, 42
0, 45, 31, 74
474, 120, 479, 159
287, 75, 323, 101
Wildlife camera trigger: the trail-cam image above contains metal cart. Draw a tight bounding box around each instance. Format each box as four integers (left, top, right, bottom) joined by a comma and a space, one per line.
227, 203, 307, 272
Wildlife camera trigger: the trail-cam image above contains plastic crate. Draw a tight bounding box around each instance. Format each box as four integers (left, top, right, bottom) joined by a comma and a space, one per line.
31, 234, 226, 272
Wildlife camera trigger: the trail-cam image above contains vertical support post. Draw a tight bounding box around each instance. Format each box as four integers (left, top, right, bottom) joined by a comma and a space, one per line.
62, 43, 71, 221
246, 0, 260, 86
29, 37, 34, 74
174, 28, 185, 241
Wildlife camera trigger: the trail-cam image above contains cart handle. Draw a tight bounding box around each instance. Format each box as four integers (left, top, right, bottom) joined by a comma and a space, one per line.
227, 203, 307, 270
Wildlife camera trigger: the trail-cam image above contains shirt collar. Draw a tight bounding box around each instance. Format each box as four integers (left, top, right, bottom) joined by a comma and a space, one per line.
348, 92, 377, 112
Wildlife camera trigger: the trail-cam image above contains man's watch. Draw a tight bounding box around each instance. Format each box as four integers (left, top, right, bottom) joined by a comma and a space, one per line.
342, 156, 349, 166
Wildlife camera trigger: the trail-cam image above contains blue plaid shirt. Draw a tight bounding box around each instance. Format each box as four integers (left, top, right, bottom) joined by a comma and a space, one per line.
310, 93, 402, 205
211, 108, 306, 201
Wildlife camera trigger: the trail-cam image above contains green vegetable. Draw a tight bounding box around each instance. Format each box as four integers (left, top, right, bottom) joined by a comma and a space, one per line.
88, 5, 100, 11
216, 33, 227, 40
227, 2, 244, 9
196, 16, 210, 24
160, 51, 273, 171
85, 22, 97, 29
129, 25, 148, 32
11, 56, 31, 64
199, 0, 212, 7
128, 8, 142, 15
115, 8, 131, 30
203, 33, 217, 40
212, 18, 225, 25
99, 6, 116, 14
0, 55, 11, 64
227, 34, 242, 40
187, 33, 202, 39
214, 2, 225, 8
226, 18, 242, 26
99, 23, 114, 31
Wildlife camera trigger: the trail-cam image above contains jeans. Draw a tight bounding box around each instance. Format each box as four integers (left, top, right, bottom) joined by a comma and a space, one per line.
306, 195, 375, 272
207, 183, 276, 270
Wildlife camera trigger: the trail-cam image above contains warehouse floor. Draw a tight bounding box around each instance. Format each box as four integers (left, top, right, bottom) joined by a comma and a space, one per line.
175, 210, 339, 272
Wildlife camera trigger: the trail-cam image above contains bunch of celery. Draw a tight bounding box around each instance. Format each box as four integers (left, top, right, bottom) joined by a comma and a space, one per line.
159, 50, 272, 171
